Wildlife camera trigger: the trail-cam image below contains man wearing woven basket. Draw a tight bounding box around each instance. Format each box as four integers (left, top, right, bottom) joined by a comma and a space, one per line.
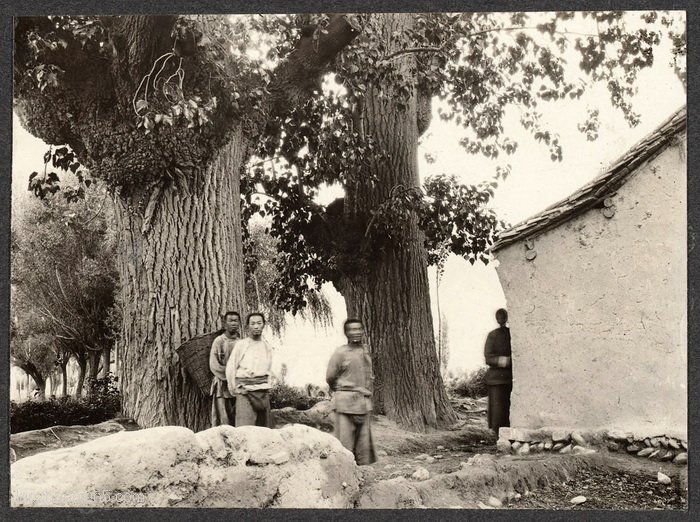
209, 311, 241, 426
226, 312, 274, 427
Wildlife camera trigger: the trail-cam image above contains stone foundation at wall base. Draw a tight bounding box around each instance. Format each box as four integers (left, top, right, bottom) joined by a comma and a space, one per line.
497, 427, 688, 466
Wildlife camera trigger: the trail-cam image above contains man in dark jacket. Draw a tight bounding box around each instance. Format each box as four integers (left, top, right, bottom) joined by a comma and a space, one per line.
326, 318, 377, 465
484, 308, 512, 434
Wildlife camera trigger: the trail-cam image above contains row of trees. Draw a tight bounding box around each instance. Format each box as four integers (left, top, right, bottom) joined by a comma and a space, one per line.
13, 12, 685, 431
11, 179, 119, 399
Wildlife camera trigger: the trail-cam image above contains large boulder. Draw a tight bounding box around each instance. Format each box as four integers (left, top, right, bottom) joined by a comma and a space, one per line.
11, 423, 359, 508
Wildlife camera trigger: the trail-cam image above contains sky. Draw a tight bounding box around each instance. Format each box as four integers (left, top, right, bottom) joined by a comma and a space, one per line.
11, 12, 686, 388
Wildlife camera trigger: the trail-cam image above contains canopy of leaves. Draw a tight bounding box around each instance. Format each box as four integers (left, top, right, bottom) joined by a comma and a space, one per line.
10, 293, 57, 384
241, 10, 685, 314
11, 180, 120, 367
244, 220, 333, 333
14, 14, 359, 208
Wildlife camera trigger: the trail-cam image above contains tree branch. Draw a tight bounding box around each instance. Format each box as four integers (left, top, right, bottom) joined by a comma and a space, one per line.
265, 14, 361, 125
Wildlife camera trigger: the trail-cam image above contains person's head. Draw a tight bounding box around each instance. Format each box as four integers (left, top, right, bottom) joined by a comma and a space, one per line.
495, 308, 508, 326
223, 311, 241, 334
246, 312, 266, 338
344, 318, 364, 344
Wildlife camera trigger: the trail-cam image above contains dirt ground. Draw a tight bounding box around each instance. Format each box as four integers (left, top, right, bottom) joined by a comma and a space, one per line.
11, 395, 688, 511
357, 396, 687, 511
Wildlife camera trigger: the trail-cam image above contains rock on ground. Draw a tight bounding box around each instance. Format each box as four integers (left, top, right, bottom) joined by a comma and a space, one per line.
11, 424, 359, 508
657, 472, 672, 485
411, 467, 430, 481
10, 420, 126, 461
673, 453, 688, 465
272, 400, 334, 432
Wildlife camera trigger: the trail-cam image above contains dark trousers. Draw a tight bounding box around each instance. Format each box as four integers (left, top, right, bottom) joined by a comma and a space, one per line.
235, 392, 271, 427
487, 383, 512, 433
334, 412, 377, 465
211, 396, 236, 427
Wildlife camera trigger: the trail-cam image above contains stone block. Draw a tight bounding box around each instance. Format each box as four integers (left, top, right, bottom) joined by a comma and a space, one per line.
517, 443, 530, 455
499, 428, 537, 443
626, 444, 641, 453
559, 444, 573, 454
659, 450, 675, 462
543, 441, 553, 451
606, 430, 629, 441
551, 429, 569, 442
572, 446, 596, 455
607, 441, 619, 452
511, 441, 522, 451
571, 431, 586, 446
673, 452, 688, 465
637, 448, 654, 457
552, 442, 565, 451
496, 439, 512, 453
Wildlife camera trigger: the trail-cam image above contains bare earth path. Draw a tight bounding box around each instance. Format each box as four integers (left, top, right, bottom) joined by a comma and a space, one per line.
10, 395, 687, 510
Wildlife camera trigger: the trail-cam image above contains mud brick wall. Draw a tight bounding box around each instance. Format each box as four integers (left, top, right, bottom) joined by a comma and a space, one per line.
494, 137, 687, 438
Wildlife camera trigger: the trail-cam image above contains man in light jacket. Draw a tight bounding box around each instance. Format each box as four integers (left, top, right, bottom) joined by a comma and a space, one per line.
226, 312, 274, 427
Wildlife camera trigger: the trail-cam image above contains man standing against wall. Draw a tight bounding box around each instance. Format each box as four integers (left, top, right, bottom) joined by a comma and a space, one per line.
326, 318, 377, 465
209, 311, 240, 426
226, 313, 274, 427
484, 308, 513, 435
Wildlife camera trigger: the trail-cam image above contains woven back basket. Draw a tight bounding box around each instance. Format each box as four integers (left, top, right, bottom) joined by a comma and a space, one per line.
176, 329, 225, 395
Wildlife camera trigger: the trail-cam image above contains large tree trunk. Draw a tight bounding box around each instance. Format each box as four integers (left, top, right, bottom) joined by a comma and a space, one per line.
87, 350, 101, 394
115, 132, 246, 431
50, 371, 60, 396
102, 346, 112, 379
30, 373, 46, 401
61, 360, 68, 397
75, 355, 87, 397
13, 14, 357, 432
341, 13, 455, 432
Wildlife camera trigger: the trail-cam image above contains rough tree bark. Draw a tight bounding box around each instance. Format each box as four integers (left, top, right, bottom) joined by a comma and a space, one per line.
341, 13, 456, 431
14, 15, 358, 431
75, 355, 87, 398
87, 349, 101, 394
24, 367, 46, 401
102, 346, 111, 379
61, 360, 68, 397
114, 132, 246, 430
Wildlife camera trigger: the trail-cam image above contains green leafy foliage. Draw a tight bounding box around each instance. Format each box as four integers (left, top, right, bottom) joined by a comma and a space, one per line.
10, 374, 121, 434
243, 221, 333, 333
11, 181, 119, 381
28, 146, 92, 202
237, 10, 684, 318
269, 382, 326, 411
447, 366, 489, 398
